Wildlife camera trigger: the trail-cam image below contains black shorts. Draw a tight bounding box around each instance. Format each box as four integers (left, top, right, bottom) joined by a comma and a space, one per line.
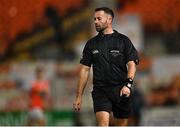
91, 85, 132, 118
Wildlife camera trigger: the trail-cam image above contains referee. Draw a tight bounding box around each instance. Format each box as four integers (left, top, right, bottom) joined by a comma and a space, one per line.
73, 7, 139, 126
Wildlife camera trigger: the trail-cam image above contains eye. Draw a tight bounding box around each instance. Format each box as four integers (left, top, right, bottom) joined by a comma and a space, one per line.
97, 17, 101, 20
94, 17, 102, 21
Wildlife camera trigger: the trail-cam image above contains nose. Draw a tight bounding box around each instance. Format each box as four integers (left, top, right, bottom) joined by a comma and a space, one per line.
94, 20, 98, 26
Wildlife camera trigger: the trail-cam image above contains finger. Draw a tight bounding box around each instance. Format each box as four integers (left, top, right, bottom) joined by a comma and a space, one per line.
120, 90, 123, 96
121, 90, 126, 96
73, 105, 76, 111
122, 94, 126, 97
124, 92, 130, 97
75, 107, 78, 111
74, 103, 81, 111
78, 104, 81, 111
125, 93, 130, 97
73, 103, 78, 111
76, 107, 80, 111
75, 106, 79, 111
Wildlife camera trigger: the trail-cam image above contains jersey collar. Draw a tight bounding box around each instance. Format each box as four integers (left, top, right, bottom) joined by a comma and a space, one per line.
98, 30, 118, 37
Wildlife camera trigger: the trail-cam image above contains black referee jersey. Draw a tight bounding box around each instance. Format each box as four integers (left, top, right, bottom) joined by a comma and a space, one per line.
80, 30, 139, 87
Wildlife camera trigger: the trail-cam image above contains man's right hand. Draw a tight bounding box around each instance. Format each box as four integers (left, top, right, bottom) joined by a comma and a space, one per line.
73, 97, 82, 111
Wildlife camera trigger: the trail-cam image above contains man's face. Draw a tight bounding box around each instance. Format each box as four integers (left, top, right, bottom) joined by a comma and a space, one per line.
36, 71, 44, 80
94, 11, 112, 32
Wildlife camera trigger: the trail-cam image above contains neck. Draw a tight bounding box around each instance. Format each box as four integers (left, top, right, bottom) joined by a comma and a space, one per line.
102, 26, 114, 35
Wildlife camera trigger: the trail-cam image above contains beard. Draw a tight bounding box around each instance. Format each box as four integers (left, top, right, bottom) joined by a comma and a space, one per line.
95, 22, 108, 32
96, 26, 108, 32
95, 26, 104, 32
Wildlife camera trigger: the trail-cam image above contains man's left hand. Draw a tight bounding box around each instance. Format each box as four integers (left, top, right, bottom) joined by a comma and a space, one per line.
120, 86, 131, 97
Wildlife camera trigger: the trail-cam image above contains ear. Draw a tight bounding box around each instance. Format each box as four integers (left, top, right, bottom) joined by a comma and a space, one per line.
107, 15, 112, 23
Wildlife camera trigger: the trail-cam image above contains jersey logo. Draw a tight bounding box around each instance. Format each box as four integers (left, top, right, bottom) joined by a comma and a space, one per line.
110, 50, 120, 53
110, 50, 121, 57
92, 50, 99, 54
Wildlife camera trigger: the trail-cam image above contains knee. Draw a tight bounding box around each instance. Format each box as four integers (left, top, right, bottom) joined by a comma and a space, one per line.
98, 121, 109, 126
96, 111, 110, 126
116, 119, 128, 126
97, 118, 109, 126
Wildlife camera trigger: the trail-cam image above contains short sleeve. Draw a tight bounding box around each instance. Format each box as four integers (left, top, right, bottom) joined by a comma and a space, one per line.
124, 37, 139, 65
80, 41, 92, 67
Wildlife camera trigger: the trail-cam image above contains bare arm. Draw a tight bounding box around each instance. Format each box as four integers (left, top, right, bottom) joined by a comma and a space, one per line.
73, 64, 91, 111
76, 64, 91, 98
127, 61, 136, 80
120, 61, 136, 97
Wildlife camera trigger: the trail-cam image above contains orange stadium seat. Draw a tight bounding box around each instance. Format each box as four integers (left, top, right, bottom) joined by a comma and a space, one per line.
119, 0, 180, 31
0, 0, 84, 40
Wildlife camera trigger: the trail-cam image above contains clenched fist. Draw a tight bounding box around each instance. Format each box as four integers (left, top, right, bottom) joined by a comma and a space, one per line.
73, 97, 82, 111
120, 86, 131, 97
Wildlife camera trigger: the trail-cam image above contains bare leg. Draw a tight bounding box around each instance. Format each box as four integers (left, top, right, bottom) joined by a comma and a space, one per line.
109, 112, 128, 126
114, 118, 128, 126
95, 111, 110, 126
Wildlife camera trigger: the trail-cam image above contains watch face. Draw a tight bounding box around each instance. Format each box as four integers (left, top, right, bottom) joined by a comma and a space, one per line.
128, 78, 133, 83
127, 83, 131, 88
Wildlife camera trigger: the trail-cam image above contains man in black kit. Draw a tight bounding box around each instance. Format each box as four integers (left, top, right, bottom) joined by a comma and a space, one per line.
73, 7, 139, 126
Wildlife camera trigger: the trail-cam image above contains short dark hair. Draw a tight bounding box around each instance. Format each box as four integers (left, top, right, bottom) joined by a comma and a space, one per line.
35, 66, 44, 73
95, 7, 114, 19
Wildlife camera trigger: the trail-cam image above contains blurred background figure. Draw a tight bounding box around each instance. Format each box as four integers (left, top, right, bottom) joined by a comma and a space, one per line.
27, 66, 51, 126
0, 0, 180, 126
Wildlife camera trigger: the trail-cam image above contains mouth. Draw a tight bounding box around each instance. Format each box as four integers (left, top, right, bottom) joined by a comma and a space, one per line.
95, 24, 100, 27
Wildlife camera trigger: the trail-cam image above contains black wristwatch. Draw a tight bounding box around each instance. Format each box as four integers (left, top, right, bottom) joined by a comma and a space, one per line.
125, 78, 133, 89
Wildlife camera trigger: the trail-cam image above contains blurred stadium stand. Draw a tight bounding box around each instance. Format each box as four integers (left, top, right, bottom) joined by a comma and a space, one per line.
0, 0, 180, 126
